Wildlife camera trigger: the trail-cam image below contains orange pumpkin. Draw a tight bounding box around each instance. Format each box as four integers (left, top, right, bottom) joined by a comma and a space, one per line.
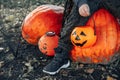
71, 26, 97, 48
70, 9, 120, 64
38, 32, 59, 56
21, 5, 63, 45
116, 24, 120, 51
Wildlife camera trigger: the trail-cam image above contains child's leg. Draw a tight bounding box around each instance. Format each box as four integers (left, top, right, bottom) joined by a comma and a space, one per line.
102, 0, 120, 18
42, 0, 74, 75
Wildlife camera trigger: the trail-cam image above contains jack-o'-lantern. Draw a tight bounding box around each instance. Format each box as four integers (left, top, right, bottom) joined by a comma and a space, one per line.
70, 9, 120, 64
38, 32, 59, 56
71, 26, 97, 48
21, 5, 63, 45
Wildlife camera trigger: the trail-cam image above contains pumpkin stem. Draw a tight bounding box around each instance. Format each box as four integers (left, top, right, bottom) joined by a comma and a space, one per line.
46, 31, 56, 36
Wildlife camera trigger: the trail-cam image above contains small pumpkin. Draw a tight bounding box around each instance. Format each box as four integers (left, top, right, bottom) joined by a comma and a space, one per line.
21, 5, 63, 45
70, 9, 120, 64
71, 26, 97, 48
38, 32, 59, 56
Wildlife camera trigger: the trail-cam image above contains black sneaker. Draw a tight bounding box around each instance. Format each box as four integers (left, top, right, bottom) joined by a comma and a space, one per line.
43, 58, 70, 75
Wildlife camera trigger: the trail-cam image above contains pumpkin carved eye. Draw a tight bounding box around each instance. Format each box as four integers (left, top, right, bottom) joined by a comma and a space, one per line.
80, 31, 86, 36
43, 43, 47, 50
71, 26, 97, 48
72, 31, 76, 35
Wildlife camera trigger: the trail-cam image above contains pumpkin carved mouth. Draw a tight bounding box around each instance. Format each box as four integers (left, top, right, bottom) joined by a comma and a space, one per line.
72, 40, 87, 47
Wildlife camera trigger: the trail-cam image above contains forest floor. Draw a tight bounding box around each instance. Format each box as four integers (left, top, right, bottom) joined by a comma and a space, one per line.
0, 0, 120, 80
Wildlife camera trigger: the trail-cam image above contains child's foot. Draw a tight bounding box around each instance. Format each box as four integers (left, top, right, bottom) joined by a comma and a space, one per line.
43, 58, 70, 75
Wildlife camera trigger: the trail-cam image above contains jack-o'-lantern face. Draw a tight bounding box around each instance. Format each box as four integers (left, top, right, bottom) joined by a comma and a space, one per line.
39, 41, 48, 54
38, 32, 59, 56
71, 26, 97, 48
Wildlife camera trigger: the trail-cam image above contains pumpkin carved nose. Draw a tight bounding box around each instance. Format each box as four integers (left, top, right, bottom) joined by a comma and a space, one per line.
75, 35, 80, 40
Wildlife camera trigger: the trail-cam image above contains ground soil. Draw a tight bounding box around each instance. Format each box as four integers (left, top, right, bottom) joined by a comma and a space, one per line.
0, 0, 120, 80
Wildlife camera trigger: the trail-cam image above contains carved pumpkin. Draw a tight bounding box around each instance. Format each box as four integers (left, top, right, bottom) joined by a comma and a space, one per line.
70, 9, 120, 64
21, 5, 63, 45
38, 32, 59, 56
71, 26, 97, 48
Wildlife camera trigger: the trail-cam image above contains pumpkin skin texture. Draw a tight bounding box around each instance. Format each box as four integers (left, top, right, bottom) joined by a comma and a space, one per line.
71, 26, 97, 48
21, 5, 63, 45
38, 32, 59, 56
70, 9, 120, 64
116, 24, 120, 51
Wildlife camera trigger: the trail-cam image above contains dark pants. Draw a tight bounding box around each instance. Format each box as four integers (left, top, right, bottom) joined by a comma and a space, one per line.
57, 0, 120, 57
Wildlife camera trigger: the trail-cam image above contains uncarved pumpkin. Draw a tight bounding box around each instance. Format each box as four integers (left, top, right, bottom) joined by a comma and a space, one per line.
21, 5, 63, 45
38, 32, 59, 56
70, 9, 120, 64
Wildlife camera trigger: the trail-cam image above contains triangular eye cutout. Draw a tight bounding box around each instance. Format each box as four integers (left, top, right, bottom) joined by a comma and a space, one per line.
80, 31, 86, 36
72, 31, 76, 35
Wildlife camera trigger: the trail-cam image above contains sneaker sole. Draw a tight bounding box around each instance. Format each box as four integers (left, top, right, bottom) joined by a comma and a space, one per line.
43, 60, 70, 75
